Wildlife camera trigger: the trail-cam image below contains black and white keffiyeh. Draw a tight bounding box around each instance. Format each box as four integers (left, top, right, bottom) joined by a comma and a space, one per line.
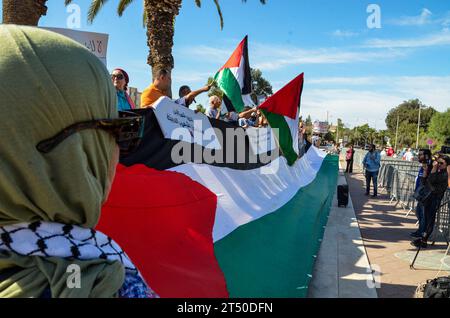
0, 221, 159, 298
0, 221, 137, 273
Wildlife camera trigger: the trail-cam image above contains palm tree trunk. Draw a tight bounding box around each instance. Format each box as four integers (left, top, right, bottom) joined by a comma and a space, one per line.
2, 0, 48, 26
144, 0, 182, 98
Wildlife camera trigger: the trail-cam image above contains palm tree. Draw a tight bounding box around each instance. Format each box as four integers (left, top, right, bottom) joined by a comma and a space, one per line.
64, 0, 266, 91
2, 0, 48, 25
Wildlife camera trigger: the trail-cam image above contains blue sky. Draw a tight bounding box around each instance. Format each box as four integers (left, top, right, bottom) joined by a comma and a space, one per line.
3, 0, 450, 129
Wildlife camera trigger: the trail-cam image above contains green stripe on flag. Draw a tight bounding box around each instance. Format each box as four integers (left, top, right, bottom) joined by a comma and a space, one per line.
214, 155, 339, 298
215, 68, 245, 112
262, 110, 298, 166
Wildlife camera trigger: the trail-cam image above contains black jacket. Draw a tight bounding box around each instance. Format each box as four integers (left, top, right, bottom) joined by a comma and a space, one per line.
427, 169, 449, 198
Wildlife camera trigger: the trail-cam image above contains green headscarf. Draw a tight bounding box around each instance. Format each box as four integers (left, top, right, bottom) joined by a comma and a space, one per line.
0, 25, 124, 297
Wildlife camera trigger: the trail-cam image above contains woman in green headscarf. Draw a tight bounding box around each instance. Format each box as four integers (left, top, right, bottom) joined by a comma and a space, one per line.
0, 25, 155, 298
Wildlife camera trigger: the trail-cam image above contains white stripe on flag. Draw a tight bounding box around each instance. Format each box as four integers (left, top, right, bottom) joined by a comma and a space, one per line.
285, 115, 300, 155
169, 146, 327, 242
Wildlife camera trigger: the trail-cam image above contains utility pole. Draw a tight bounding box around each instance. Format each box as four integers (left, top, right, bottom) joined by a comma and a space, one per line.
416, 106, 422, 150
394, 114, 399, 152
336, 120, 339, 144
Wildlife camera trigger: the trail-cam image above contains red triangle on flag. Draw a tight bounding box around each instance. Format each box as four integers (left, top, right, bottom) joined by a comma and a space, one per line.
218, 36, 247, 72
259, 73, 304, 120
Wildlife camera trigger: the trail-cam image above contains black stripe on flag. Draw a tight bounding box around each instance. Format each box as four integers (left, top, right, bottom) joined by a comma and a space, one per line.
120, 108, 279, 171
241, 35, 252, 96
222, 94, 237, 113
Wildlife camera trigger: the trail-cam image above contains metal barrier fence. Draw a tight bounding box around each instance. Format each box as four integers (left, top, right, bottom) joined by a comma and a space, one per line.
378, 158, 420, 214
377, 158, 450, 243
433, 190, 450, 244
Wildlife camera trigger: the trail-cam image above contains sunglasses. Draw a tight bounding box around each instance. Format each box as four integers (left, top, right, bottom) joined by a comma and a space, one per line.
36, 111, 145, 155
438, 161, 446, 166
111, 73, 125, 80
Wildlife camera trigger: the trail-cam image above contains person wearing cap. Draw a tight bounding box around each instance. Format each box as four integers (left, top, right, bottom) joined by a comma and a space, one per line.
111, 68, 136, 111
176, 84, 212, 108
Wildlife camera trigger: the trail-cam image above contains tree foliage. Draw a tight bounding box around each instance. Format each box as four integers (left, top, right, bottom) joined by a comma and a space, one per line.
250, 68, 273, 105
428, 108, 450, 150
64, 0, 266, 90
385, 99, 436, 148
207, 77, 223, 100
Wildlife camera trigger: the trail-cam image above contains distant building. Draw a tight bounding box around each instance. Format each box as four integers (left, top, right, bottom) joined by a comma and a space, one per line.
128, 87, 141, 108
312, 121, 329, 134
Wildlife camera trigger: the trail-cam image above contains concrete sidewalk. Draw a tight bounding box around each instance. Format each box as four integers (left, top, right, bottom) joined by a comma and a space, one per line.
308, 170, 378, 298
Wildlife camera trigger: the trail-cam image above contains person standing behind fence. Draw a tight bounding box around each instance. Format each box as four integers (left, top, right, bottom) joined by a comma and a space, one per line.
345, 145, 355, 173
410, 149, 433, 238
363, 144, 381, 197
403, 148, 414, 161
387, 147, 394, 157
411, 156, 449, 248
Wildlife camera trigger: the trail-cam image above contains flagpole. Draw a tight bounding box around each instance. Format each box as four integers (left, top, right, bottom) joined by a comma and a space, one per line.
416, 106, 422, 150
394, 114, 399, 152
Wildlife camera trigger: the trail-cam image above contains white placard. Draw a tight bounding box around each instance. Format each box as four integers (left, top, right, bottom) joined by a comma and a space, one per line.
42, 28, 108, 66
246, 127, 277, 155
152, 97, 222, 150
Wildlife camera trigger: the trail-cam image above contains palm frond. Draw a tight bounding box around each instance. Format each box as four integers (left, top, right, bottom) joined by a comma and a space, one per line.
194, 0, 202, 8
242, 0, 267, 4
118, 0, 134, 16
142, 9, 147, 28
212, 0, 224, 30
87, 0, 109, 23
64, 0, 73, 5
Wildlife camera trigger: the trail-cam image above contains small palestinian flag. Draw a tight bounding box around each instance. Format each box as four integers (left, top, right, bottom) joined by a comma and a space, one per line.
259, 73, 304, 166
97, 102, 338, 298
214, 36, 254, 113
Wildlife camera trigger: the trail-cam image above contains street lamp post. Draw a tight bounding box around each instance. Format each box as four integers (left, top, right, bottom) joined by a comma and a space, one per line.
394, 114, 399, 152
416, 106, 424, 150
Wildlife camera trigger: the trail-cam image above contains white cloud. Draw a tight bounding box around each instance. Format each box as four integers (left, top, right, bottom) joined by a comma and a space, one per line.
300, 88, 402, 129
365, 30, 450, 48
307, 77, 376, 86
183, 43, 406, 72
440, 12, 450, 27
252, 46, 405, 71
172, 70, 213, 84
332, 29, 359, 38
182, 45, 232, 65
390, 8, 433, 26
299, 76, 450, 128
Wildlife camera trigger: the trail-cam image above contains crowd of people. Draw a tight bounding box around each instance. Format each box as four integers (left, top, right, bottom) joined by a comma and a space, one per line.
410, 151, 450, 248
379, 146, 418, 161
111, 66, 272, 130
344, 142, 450, 248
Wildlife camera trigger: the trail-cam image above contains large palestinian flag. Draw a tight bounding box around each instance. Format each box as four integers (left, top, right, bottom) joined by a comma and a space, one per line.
97, 100, 338, 298
214, 36, 254, 113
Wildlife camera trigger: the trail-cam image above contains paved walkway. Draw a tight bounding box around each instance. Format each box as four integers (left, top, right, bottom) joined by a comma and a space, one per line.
346, 170, 450, 298
308, 170, 377, 298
